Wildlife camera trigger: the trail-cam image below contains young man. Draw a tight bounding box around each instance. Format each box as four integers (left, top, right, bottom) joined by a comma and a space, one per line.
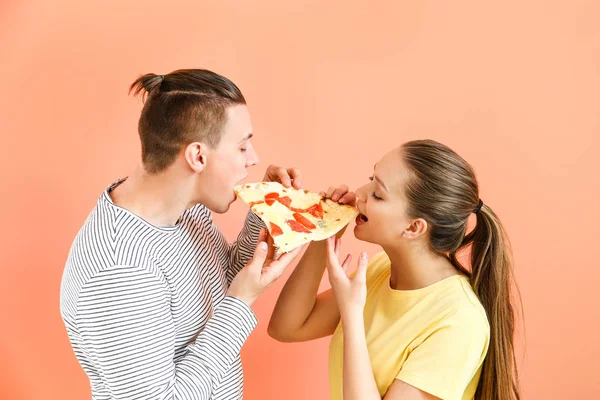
60, 69, 305, 399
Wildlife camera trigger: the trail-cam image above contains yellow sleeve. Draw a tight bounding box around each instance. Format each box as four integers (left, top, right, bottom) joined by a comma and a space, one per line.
396, 311, 489, 400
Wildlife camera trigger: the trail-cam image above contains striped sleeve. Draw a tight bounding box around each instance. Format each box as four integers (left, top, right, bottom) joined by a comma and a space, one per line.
226, 211, 265, 285
76, 264, 257, 400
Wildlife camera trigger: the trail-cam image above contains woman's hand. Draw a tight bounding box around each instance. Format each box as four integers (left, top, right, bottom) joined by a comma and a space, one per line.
325, 236, 368, 320
320, 184, 356, 206
320, 184, 357, 238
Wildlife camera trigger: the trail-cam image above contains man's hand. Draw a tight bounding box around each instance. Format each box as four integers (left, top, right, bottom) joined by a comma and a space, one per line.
263, 165, 303, 189
228, 229, 306, 306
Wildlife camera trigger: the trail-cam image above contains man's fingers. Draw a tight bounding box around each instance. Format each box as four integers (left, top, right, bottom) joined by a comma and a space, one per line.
261, 244, 305, 283
263, 165, 304, 189
265, 231, 276, 260
275, 243, 305, 264
276, 167, 292, 187
288, 168, 302, 189
265, 165, 291, 187
248, 241, 269, 275
258, 228, 267, 243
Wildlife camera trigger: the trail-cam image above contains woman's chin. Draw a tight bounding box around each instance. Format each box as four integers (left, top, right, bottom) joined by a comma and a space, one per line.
353, 224, 367, 240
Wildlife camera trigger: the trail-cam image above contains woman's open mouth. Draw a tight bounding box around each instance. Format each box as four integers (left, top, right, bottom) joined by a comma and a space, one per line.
356, 213, 368, 225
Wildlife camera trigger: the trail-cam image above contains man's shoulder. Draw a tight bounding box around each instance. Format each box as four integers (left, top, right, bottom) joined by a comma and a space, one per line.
72, 193, 117, 247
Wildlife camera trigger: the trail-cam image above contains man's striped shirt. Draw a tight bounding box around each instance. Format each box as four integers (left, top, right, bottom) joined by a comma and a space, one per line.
60, 179, 263, 399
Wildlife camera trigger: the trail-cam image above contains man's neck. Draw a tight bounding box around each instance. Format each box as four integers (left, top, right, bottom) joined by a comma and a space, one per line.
109, 164, 196, 227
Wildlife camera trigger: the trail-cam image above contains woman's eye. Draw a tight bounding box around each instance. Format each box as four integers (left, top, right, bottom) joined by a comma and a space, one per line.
240, 148, 247, 153
371, 192, 382, 200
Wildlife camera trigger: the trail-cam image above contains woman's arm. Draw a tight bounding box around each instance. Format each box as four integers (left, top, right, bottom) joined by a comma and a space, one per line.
268, 240, 340, 342
268, 185, 355, 342
326, 238, 380, 399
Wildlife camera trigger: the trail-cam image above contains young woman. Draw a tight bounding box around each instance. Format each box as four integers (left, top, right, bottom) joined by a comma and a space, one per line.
268, 140, 520, 400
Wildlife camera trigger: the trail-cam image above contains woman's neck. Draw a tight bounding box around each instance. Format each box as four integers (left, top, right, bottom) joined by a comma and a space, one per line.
383, 242, 459, 290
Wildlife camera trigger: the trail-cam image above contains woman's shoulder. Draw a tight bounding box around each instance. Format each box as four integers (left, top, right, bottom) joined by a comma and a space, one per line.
441, 276, 491, 333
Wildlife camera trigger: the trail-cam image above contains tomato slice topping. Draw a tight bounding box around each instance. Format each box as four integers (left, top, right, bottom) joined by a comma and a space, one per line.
277, 196, 292, 208
286, 219, 312, 233
265, 192, 280, 206
292, 213, 316, 230
306, 203, 324, 219
270, 222, 283, 236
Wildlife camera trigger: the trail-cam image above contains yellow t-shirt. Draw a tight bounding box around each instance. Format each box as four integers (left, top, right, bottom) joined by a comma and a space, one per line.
329, 252, 490, 400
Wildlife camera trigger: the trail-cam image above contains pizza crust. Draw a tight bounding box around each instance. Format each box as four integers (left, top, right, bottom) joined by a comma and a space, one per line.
234, 182, 359, 253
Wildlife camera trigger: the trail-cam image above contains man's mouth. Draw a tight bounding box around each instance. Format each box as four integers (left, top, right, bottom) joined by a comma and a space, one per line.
231, 175, 249, 200
236, 174, 248, 185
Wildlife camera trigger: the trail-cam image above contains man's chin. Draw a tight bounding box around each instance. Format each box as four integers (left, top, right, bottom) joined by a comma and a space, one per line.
206, 190, 238, 214
200, 197, 231, 214
219, 195, 238, 213
206, 204, 230, 214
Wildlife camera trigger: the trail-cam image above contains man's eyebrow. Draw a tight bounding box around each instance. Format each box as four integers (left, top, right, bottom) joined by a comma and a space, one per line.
238, 133, 253, 143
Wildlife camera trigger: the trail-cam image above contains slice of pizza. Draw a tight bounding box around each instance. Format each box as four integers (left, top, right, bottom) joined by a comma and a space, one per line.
234, 182, 359, 254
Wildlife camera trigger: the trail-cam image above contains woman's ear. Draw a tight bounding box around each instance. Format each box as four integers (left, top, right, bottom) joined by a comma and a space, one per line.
402, 218, 428, 239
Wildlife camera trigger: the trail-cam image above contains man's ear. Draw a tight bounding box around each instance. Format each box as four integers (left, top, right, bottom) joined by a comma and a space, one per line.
184, 142, 208, 173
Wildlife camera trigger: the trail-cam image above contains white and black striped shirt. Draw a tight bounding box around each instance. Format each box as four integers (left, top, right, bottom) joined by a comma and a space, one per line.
60, 179, 264, 399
